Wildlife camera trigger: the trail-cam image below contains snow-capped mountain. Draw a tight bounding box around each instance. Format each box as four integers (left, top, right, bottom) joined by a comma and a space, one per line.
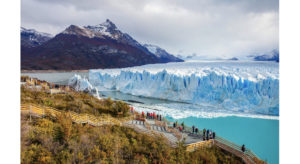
143, 44, 184, 62
22, 19, 184, 70
61, 25, 100, 38
21, 27, 53, 47
228, 57, 239, 61
21, 19, 183, 70
84, 19, 141, 48
249, 49, 279, 62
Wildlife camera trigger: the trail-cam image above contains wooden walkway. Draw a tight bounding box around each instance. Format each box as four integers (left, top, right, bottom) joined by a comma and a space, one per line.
21, 103, 121, 126
21, 103, 262, 164
186, 135, 261, 164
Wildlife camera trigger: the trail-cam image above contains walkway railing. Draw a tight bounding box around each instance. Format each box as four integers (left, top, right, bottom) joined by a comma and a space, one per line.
185, 135, 261, 164
186, 140, 213, 152
214, 136, 259, 164
21, 103, 121, 126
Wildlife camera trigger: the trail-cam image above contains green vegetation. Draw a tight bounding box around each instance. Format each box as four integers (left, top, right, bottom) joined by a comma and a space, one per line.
21, 114, 244, 164
21, 82, 247, 164
21, 85, 129, 117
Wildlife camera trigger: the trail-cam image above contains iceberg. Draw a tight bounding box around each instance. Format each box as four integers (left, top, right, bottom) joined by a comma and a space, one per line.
68, 74, 100, 99
89, 61, 279, 116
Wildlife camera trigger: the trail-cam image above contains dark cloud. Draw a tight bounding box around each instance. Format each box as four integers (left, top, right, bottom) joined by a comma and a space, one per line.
21, 0, 279, 58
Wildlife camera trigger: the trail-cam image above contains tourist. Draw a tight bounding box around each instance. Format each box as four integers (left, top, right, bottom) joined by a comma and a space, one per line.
203, 128, 206, 137
213, 131, 216, 139
159, 115, 162, 121
241, 144, 246, 152
173, 122, 176, 128
131, 107, 133, 113
192, 125, 195, 134
195, 128, 198, 134
176, 121, 178, 127
209, 131, 212, 139
181, 122, 185, 130
142, 111, 144, 118
206, 129, 209, 140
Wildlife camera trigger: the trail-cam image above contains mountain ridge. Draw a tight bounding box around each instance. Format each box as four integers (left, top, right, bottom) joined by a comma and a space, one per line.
21, 19, 183, 70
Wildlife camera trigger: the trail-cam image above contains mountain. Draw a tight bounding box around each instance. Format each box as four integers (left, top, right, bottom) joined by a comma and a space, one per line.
228, 57, 239, 61
249, 49, 279, 62
21, 19, 182, 70
143, 44, 183, 62
85, 19, 141, 48
21, 27, 53, 48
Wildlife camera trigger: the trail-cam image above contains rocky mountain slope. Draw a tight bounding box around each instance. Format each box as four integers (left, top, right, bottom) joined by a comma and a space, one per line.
21, 19, 183, 70
21, 27, 53, 48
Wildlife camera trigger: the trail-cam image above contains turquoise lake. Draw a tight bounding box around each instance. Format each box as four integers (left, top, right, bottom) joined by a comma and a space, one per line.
166, 116, 279, 164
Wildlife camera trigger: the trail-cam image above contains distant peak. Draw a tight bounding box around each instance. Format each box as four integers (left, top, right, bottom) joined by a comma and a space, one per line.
101, 19, 117, 29
106, 19, 112, 23
62, 25, 95, 38
21, 26, 53, 37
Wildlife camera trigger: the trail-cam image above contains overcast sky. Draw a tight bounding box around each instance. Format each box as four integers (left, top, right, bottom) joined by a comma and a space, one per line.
21, 0, 279, 58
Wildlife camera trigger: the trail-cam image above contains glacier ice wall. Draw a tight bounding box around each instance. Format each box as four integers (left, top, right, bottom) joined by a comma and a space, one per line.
68, 74, 100, 99
89, 62, 279, 116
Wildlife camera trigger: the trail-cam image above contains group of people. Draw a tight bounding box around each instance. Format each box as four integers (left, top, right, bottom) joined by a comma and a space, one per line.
130, 107, 249, 154
191, 126, 216, 140
202, 128, 216, 140
192, 125, 199, 134
146, 112, 162, 121
173, 121, 185, 132
130, 107, 163, 121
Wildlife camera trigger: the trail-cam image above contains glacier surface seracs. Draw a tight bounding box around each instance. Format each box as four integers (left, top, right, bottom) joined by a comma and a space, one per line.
68, 74, 100, 99
89, 61, 279, 116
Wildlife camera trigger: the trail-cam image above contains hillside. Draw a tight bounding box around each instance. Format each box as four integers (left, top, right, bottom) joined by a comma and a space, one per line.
21, 27, 53, 48
21, 84, 245, 164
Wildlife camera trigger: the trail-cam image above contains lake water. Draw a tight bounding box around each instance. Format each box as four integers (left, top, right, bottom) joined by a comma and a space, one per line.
22, 72, 279, 164
103, 91, 279, 164
166, 116, 279, 164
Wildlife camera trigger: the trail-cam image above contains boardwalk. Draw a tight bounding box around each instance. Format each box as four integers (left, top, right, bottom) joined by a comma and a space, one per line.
21, 103, 261, 164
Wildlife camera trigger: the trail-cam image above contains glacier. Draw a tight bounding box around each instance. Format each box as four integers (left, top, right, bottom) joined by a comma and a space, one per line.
89, 61, 279, 116
68, 74, 100, 99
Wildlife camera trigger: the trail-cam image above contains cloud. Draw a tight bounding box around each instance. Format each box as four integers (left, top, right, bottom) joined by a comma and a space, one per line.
21, 0, 279, 58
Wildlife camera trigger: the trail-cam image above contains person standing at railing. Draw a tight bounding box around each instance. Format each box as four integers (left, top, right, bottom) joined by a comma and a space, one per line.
195, 128, 198, 134
206, 129, 210, 140
241, 144, 246, 152
192, 125, 195, 134
203, 128, 206, 140
212, 131, 215, 139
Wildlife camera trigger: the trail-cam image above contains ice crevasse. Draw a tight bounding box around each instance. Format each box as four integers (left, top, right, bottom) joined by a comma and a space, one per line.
88, 62, 279, 116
